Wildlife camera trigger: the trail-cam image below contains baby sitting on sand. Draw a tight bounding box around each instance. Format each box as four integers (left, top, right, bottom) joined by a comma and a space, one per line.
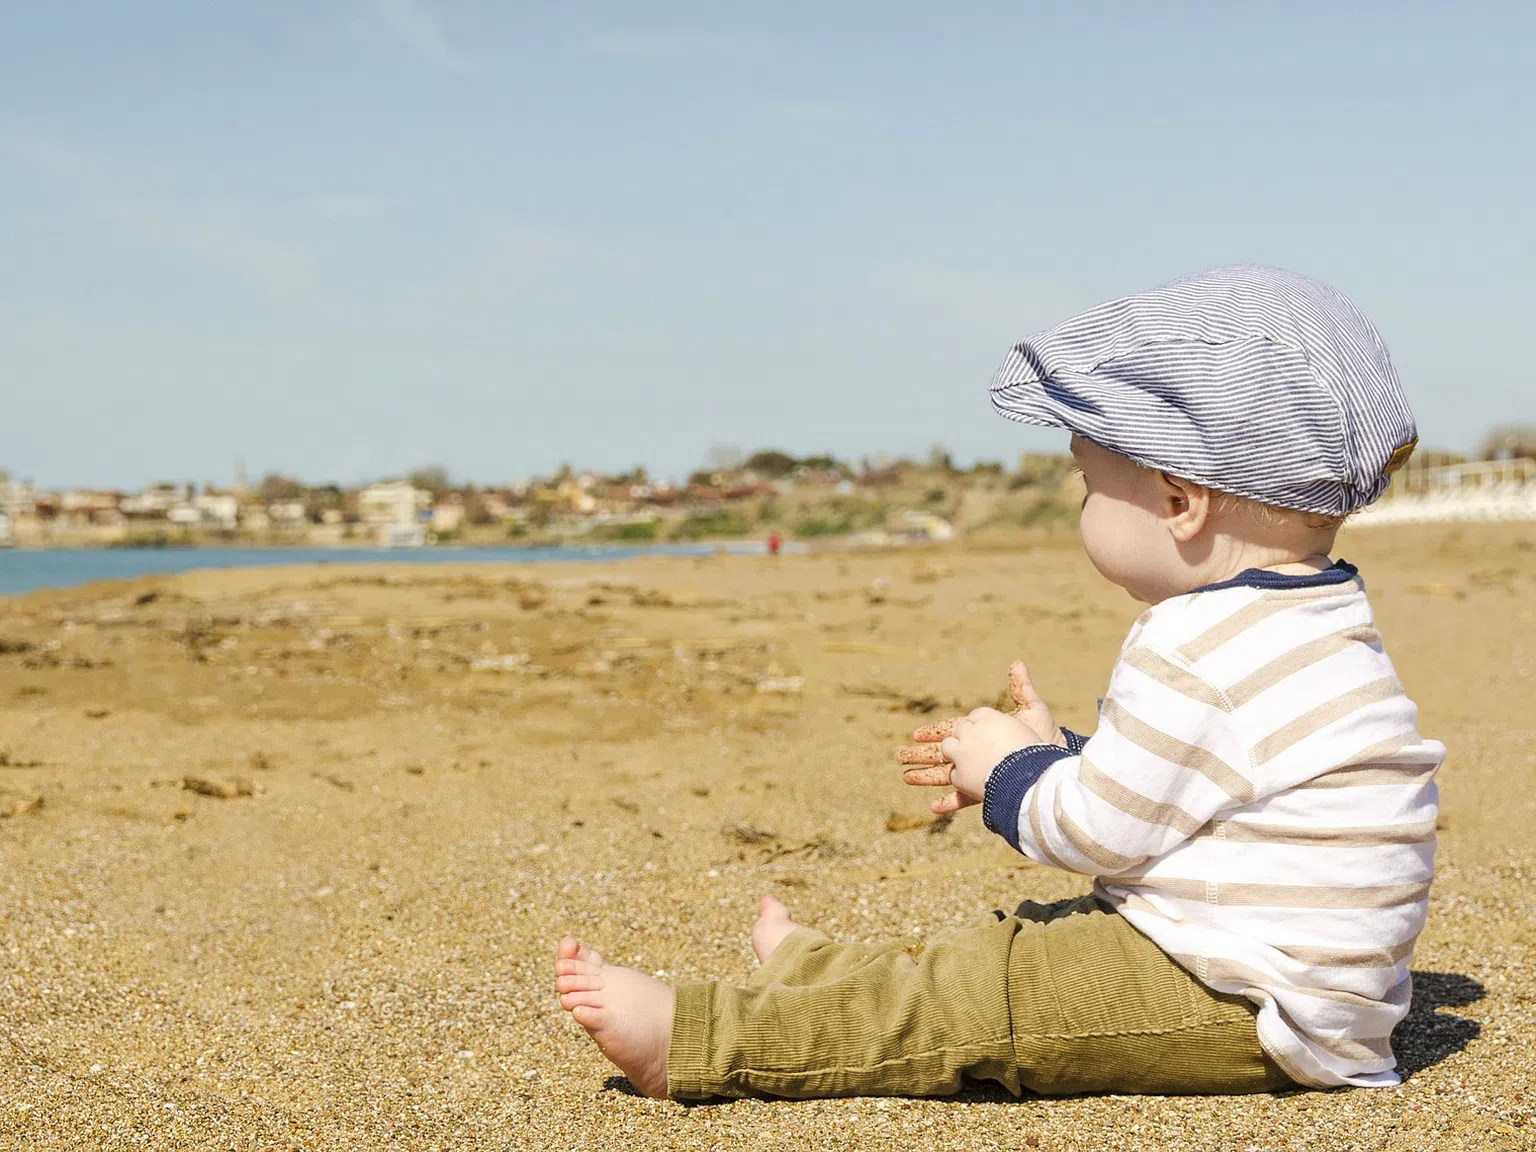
555, 266, 1445, 1099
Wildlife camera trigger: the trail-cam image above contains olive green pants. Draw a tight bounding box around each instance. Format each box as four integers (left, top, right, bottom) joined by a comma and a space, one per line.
667, 895, 1292, 1100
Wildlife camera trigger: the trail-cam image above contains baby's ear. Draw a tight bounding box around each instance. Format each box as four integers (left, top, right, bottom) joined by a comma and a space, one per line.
1155, 471, 1211, 541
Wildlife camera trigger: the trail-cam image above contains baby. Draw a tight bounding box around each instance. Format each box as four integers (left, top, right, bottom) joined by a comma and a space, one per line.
554, 265, 1444, 1099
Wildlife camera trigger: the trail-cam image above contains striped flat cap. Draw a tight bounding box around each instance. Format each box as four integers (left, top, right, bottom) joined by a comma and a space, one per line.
989, 265, 1417, 516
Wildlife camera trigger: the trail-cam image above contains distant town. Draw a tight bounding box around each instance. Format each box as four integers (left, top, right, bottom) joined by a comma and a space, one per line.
0, 449, 1084, 549
3, 426, 1531, 549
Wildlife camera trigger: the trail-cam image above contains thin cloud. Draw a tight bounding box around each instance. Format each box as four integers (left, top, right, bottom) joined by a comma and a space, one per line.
371, 0, 467, 72
582, 28, 754, 61
306, 194, 392, 222
471, 223, 599, 291
0, 123, 126, 185
755, 95, 840, 122
3, 123, 318, 295
892, 268, 1078, 338
101, 196, 318, 295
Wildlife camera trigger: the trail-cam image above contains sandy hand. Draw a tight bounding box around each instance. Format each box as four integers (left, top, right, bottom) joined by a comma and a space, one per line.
897, 661, 1064, 813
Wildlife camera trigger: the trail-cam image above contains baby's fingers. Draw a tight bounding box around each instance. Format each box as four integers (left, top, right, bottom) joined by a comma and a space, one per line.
930, 790, 979, 815
897, 743, 948, 767
911, 717, 958, 743
902, 764, 952, 787
1008, 661, 1037, 709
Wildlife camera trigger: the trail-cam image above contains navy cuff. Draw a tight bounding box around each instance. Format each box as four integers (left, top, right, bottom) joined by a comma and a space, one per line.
1061, 728, 1089, 755
982, 744, 1074, 853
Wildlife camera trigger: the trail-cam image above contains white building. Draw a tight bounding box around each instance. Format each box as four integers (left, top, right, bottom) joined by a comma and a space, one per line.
0, 475, 31, 515
195, 492, 241, 529
359, 480, 431, 545
0, 476, 30, 544
432, 498, 466, 533
359, 480, 431, 526
120, 484, 181, 518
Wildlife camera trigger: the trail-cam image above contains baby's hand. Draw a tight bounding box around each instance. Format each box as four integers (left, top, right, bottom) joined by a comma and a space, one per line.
898, 661, 1064, 814
939, 709, 1041, 806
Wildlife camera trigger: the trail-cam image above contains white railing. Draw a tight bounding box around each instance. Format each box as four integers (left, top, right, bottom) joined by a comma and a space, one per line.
1354, 458, 1536, 525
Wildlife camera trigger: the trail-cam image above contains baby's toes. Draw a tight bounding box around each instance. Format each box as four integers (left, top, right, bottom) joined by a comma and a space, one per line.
556, 936, 605, 967
555, 971, 602, 994
557, 956, 606, 979
560, 989, 604, 1012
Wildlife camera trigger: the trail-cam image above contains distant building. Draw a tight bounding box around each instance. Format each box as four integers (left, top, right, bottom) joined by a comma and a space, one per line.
360, 480, 431, 544
195, 491, 240, 529
60, 489, 125, 528
267, 500, 307, 524
480, 491, 513, 521
0, 476, 33, 542
121, 484, 180, 519
639, 484, 679, 506
432, 494, 466, 533
359, 481, 430, 525
553, 481, 597, 515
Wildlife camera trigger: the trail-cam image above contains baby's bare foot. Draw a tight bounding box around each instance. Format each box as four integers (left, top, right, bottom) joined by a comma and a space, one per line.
751, 894, 800, 963
554, 936, 674, 1098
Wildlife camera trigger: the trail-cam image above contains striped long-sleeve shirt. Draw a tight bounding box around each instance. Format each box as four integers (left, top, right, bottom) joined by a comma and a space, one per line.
982, 561, 1444, 1088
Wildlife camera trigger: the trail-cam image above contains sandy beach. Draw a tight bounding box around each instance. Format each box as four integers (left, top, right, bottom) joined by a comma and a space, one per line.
1, 524, 1532, 1151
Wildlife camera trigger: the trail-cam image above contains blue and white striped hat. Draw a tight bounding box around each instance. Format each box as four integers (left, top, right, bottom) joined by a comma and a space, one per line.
989, 265, 1418, 516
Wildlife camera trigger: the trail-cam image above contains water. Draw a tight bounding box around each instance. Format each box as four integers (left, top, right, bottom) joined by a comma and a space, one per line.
0, 542, 773, 598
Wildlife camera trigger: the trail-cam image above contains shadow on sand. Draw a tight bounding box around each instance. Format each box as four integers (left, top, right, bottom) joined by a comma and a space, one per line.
603, 1075, 648, 1098
1392, 969, 1484, 1079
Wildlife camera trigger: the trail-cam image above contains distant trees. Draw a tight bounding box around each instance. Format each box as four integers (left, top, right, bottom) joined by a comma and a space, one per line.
304, 484, 345, 522
407, 466, 451, 497
688, 449, 855, 485
743, 450, 797, 478
257, 473, 305, 503
462, 488, 494, 526
1481, 426, 1536, 461
797, 453, 847, 475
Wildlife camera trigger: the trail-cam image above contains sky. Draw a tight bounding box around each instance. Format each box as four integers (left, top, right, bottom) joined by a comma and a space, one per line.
2, 1, 1533, 490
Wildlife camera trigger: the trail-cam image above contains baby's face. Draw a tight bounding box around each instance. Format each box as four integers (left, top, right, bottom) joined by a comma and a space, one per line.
1069, 435, 1185, 603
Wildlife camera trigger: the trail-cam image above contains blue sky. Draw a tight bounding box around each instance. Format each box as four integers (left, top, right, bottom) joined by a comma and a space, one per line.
2, 1, 1532, 489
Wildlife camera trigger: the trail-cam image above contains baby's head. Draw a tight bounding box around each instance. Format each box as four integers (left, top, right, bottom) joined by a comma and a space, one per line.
990, 266, 1418, 603
1069, 433, 1346, 602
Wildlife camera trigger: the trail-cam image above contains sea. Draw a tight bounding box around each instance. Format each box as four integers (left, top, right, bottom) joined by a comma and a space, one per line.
0, 542, 778, 598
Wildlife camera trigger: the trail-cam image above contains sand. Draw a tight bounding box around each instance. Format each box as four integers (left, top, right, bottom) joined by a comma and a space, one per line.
0, 524, 1532, 1151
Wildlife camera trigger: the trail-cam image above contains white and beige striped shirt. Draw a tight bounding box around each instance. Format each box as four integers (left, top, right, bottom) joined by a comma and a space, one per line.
982, 562, 1443, 1087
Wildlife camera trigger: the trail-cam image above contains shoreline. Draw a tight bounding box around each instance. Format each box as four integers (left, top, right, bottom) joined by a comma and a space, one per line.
0, 539, 787, 599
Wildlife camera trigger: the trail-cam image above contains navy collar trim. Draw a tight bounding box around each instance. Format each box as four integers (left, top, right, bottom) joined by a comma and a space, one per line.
1188, 559, 1359, 596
